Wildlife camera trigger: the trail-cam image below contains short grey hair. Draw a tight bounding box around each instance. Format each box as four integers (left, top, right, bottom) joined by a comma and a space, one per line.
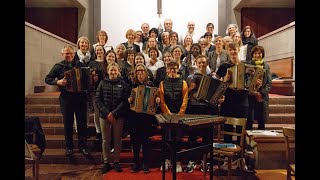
61, 45, 75, 53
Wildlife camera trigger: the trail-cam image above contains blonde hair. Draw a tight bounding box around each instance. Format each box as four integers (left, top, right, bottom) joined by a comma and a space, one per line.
125, 29, 136, 38
106, 62, 121, 77
77, 36, 90, 49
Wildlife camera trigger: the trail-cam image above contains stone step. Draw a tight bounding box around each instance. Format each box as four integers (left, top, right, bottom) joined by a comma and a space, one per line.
25, 113, 94, 124
25, 92, 295, 105
268, 113, 295, 124
268, 104, 295, 113
25, 92, 60, 105
42, 123, 97, 136
25, 103, 295, 114
268, 94, 295, 105
25, 104, 61, 113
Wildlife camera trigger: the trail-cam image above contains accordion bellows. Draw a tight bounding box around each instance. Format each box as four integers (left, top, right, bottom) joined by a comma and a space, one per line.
64, 67, 93, 93
194, 75, 229, 106
227, 63, 264, 92
130, 85, 159, 115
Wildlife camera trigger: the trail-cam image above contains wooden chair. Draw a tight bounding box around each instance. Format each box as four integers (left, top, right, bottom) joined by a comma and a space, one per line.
25, 132, 41, 180
283, 127, 295, 180
207, 117, 247, 180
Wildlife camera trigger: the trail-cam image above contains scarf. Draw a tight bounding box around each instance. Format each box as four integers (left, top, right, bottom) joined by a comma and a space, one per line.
253, 58, 264, 69
77, 50, 91, 63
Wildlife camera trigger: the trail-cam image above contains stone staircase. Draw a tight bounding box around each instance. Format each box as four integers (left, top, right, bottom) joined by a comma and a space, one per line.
25, 92, 295, 164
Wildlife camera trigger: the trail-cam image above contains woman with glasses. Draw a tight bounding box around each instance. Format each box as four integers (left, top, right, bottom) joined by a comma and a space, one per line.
127, 64, 160, 173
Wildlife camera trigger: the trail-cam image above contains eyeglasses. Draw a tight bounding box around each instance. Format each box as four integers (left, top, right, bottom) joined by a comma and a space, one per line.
136, 69, 145, 72
63, 52, 73, 55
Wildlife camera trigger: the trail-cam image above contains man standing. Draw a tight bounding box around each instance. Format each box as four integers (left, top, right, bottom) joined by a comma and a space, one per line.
179, 21, 200, 45
45, 45, 90, 157
141, 23, 150, 44
158, 19, 174, 43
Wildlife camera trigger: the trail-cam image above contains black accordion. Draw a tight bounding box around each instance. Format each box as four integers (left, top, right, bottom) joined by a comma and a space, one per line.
194, 75, 229, 106
227, 62, 264, 92
64, 67, 94, 93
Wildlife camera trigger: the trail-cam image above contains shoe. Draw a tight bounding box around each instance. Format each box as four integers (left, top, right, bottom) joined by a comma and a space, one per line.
200, 161, 210, 172
160, 159, 171, 171
221, 161, 238, 170
176, 161, 182, 173
101, 163, 112, 174
79, 148, 89, 156
65, 148, 73, 157
96, 133, 102, 141
240, 158, 250, 172
142, 164, 150, 173
130, 163, 141, 173
110, 148, 114, 153
113, 162, 123, 172
184, 161, 197, 173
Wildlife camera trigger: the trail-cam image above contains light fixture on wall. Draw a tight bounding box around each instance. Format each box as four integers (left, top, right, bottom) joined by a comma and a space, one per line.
157, 0, 163, 34
157, 0, 162, 18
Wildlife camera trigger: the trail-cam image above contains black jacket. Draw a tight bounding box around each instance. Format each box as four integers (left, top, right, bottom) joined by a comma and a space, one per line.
95, 76, 130, 119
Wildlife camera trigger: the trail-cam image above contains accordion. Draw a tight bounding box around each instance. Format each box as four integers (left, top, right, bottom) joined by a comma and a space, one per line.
64, 67, 94, 93
194, 75, 229, 106
130, 85, 159, 115
227, 63, 264, 92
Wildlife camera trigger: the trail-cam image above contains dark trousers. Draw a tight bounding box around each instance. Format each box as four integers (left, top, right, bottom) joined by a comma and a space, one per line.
247, 95, 265, 130
129, 111, 157, 165
59, 91, 88, 149
131, 135, 151, 165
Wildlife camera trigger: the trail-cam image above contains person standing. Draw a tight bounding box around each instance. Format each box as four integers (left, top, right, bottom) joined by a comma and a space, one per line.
246, 45, 272, 130
159, 61, 188, 173
241, 25, 258, 62
95, 62, 130, 173
45, 45, 90, 157
91, 30, 114, 60
184, 55, 220, 173
128, 64, 160, 173
216, 42, 248, 143
87, 45, 107, 143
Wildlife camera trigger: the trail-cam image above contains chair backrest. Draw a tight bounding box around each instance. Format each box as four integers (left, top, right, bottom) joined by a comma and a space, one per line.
220, 117, 247, 155
25, 140, 37, 160
283, 127, 295, 164
25, 116, 46, 155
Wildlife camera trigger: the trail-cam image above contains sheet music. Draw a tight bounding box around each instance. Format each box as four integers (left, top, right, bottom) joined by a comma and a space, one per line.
247, 130, 280, 136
